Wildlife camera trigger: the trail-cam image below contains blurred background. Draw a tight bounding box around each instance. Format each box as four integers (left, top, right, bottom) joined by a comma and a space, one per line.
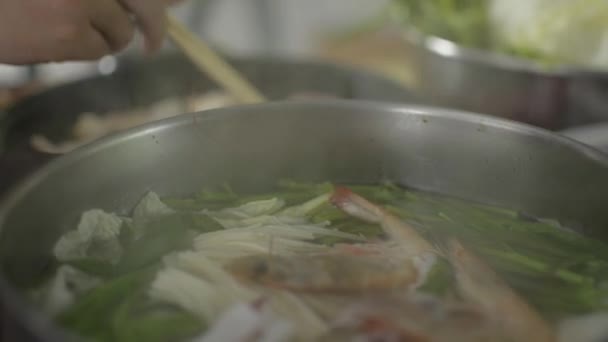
0, 0, 402, 87
2, 0, 608, 184
3, 0, 608, 126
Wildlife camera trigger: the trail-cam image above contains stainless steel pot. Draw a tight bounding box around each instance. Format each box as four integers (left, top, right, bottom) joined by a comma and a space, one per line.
1, 100, 608, 340
398, 30, 608, 130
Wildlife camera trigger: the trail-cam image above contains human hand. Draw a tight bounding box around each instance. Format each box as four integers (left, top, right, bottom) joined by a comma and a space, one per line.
0, 0, 183, 65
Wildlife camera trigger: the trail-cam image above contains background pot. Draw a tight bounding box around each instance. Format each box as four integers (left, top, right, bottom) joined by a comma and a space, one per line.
0, 53, 421, 197
397, 30, 608, 130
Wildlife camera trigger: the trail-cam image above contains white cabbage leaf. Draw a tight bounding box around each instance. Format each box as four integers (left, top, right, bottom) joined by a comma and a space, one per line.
53, 209, 124, 264
34, 265, 100, 316
490, 0, 608, 67
132, 192, 176, 238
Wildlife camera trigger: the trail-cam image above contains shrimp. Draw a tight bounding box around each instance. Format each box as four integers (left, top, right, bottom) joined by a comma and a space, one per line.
330, 186, 434, 255
225, 186, 438, 292
330, 186, 438, 287
445, 239, 555, 342
224, 249, 421, 293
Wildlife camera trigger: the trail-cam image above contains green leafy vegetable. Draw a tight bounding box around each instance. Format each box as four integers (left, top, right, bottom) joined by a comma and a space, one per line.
112, 295, 203, 342
419, 259, 454, 296
66, 258, 115, 278
115, 213, 222, 274
390, 0, 492, 48
38, 180, 608, 340
114, 311, 203, 342
57, 267, 158, 339
385, 188, 608, 319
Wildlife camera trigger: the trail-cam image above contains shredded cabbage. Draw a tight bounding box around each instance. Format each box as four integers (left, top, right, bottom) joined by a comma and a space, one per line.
192, 224, 364, 263
211, 198, 285, 220
150, 252, 329, 340
277, 194, 331, 218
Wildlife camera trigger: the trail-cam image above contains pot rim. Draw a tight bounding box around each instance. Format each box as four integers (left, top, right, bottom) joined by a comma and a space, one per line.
4, 99, 608, 212
1, 99, 608, 341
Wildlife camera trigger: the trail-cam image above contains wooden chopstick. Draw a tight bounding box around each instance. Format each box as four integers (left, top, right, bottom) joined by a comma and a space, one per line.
166, 14, 266, 104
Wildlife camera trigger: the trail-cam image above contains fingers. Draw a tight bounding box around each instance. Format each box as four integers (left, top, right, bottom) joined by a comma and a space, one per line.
88, 0, 135, 52
119, 0, 167, 53
55, 25, 112, 61
0, 0, 173, 64
87, 0, 173, 55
